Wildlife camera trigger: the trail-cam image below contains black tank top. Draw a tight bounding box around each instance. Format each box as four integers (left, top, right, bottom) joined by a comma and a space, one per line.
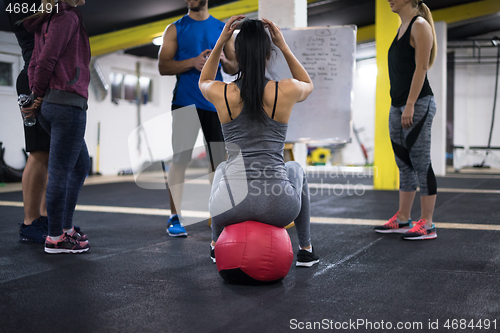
388, 16, 433, 107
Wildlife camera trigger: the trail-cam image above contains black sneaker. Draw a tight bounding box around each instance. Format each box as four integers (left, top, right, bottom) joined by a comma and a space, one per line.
296, 246, 319, 267
39, 216, 48, 234
210, 245, 216, 263
44, 233, 90, 254
19, 217, 47, 243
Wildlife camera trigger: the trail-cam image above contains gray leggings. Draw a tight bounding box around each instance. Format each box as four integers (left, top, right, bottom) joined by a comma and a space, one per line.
209, 161, 311, 248
389, 95, 437, 195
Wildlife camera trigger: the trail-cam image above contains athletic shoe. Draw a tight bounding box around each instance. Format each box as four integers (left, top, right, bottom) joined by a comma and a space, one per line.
401, 219, 437, 240
67, 227, 88, 242
166, 215, 188, 237
19, 217, 47, 243
374, 211, 412, 234
210, 245, 216, 263
44, 233, 90, 254
39, 216, 87, 241
39, 216, 48, 234
296, 246, 319, 267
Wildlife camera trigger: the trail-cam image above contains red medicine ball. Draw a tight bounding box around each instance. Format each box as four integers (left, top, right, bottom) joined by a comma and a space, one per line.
215, 220, 294, 284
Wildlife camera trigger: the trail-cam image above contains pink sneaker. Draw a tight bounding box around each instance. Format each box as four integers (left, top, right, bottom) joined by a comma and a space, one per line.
374, 211, 412, 234
401, 219, 437, 240
67, 227, 88, 242
44, 233, 90, 254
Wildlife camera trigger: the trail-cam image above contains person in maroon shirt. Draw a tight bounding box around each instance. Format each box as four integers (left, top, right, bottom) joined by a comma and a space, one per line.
23, 0, 91, 253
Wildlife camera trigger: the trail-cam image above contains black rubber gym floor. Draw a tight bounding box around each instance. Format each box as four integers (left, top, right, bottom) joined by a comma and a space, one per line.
0, 172, 499, 333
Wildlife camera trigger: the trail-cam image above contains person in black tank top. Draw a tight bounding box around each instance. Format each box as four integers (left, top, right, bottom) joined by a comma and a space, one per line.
4, 0, 51, 244
200, 17, 319, 267
374, 0, 439, 240
388, 15, 433, 107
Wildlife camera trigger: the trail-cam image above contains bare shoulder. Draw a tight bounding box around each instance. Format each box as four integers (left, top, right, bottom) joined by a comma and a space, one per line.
277, 78, 301, 94
163, 23, 177, 41
203, 80, 226, 101
412, 17, 432, 34
159, 24, 178, 62
277, 78, 310, 98
210, 80, 227, 93
411, 17, 433, 47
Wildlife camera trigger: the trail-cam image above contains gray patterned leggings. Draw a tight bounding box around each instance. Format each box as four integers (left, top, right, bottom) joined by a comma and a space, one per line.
209, 161, 311, 248
389, 95, 437, 195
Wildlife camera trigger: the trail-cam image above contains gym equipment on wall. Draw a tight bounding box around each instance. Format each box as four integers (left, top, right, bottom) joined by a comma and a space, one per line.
0, 142, 27, 183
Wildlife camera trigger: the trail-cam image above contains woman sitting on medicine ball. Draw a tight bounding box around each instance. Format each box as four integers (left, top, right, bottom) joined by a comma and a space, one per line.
199, 16, 319, 267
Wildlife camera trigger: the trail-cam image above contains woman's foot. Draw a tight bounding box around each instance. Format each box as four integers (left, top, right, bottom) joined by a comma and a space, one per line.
296, 246, 319, 267
44, 233, 90, 254
374, 211, 412, 234
401, 219, 437, 240
65, 227, 88, 241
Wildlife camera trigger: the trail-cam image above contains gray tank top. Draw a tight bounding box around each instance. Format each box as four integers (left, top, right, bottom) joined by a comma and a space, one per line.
222, 80, 288, 181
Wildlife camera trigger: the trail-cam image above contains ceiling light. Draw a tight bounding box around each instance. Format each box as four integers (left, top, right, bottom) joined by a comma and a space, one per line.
152, 36, 163, 46
357, 63, 378, 78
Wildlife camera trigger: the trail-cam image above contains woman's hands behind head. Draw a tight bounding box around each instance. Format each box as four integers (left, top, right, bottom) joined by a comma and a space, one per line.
219, 15, 246, 44
262, 18, 287, 50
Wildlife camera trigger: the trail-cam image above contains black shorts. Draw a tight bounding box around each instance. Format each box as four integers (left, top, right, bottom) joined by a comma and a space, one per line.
24, 119, 50, 152
171, 104, 225, 171
14, 47, 49, 153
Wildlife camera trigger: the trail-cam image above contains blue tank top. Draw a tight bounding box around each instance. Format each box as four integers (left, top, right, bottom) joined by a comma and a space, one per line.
173, 15, 225, 112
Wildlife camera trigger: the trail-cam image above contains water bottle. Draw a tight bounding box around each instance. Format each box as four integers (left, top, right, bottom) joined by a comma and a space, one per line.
18, 94, 36, 127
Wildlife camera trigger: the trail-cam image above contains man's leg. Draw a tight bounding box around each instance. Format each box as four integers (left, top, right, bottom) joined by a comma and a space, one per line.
198, 109, 226, 182
166, 105, 201, 236
19, 100, 51, 243
168, 161, 189, 215
11, 13, 50, 243
40, 174, 48, 217
22, 151, 48, 225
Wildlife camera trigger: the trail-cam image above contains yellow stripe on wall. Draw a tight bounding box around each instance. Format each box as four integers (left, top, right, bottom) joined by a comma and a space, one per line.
89, 0, 259, 57
89, 0, 500, 55
373, 0, 400, 190
357, 0, 500, 43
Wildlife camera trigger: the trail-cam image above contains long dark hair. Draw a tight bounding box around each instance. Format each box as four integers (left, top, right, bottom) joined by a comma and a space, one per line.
234, 19, 272, 122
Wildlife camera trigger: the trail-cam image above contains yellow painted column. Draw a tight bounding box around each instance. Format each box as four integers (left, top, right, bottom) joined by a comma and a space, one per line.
374, 0, 401, 190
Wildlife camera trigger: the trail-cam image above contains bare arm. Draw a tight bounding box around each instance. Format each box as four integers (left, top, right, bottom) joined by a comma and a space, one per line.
220, 35, 238, 75
158, 24, 211, 75
200, 15, 245, 101
402, 18, 433, 128
262, 18, 313, 102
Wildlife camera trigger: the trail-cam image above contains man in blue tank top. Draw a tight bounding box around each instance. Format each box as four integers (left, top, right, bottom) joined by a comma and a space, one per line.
158, 0, 238, 237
